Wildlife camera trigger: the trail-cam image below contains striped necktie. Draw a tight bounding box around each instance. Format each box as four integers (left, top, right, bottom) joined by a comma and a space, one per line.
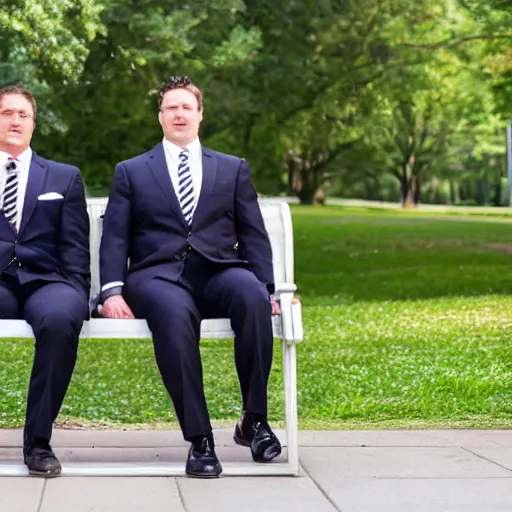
2, 158, 18, 230
178, 149, 194, 225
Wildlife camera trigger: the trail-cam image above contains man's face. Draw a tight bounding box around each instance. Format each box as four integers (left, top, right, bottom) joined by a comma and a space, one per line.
0, 93, 35, 157
158, 88, 203, 147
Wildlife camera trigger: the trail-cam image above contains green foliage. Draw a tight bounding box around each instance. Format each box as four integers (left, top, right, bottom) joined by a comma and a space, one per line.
0, 0, 104, 81
29, 0, 272, 188
211, 25, 262, 68
1, 0, 512, 204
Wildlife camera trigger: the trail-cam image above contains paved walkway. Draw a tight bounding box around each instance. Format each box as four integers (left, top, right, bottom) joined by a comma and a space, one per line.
1, 428, 512, 511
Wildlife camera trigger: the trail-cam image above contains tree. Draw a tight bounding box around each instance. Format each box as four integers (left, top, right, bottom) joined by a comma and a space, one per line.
0, 0, 104, 81
0, 1, 104, 136
34, 0, 264, 190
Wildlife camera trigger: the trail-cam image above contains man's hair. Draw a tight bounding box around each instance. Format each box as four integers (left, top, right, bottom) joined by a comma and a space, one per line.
0, 85, 37, 122
158, 76, 203, 111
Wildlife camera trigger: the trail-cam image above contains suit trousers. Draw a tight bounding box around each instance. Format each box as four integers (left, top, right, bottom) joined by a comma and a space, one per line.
0, 271, 88, 443
124, 252, 274, 441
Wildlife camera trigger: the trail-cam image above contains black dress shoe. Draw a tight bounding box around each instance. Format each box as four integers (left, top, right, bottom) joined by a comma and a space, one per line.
185, 435, 222, 478
233, 411, 282, 462
23, 442, 62, 477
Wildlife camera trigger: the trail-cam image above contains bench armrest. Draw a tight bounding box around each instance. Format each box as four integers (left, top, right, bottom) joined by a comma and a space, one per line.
273, 284, 303, 344
274, 282, 297, 295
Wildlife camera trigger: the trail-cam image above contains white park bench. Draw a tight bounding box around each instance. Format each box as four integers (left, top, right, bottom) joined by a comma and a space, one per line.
0, 197, 303, 477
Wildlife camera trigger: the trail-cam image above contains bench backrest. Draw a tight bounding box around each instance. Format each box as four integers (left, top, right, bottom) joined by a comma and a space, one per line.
85, 198, 295, 300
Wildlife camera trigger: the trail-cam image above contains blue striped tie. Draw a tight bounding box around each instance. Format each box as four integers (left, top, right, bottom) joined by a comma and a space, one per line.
178, 149, 194, 225
2, 158, 18, 230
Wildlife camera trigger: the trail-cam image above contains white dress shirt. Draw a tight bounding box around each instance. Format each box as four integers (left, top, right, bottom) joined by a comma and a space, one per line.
0, 147, 32, 231
162, 136, 203, 210
101, 138, 203, 294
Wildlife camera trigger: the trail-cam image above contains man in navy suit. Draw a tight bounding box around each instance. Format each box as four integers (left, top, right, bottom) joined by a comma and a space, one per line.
99, 76, 281, 478
0, 85, 90, 476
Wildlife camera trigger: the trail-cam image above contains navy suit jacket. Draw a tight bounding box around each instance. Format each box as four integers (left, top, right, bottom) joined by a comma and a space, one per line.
0, 153, 90, 301
100, 143, 274, 295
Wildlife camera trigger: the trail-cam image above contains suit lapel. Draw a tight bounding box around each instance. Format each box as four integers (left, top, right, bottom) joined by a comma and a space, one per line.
18, 153, 47, 236
192, 148, 217, 226
0, 215, 14, 236
146, 143, 189, 230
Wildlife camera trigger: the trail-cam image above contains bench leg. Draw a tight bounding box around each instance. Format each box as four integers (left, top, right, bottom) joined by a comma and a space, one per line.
282, 340, 299, 475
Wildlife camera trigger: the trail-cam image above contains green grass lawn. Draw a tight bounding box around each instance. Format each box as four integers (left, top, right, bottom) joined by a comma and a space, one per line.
2, 205, 512, 429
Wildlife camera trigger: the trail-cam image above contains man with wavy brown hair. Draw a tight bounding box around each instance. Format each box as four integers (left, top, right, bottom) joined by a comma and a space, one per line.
99, 76, 281, 478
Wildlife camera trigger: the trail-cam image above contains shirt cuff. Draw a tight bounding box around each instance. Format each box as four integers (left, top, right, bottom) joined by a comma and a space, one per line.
102, 281, 124, 292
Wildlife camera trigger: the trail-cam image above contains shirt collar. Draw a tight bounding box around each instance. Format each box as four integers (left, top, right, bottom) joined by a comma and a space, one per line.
0, 147, 32, 171
162, 137, 200, 159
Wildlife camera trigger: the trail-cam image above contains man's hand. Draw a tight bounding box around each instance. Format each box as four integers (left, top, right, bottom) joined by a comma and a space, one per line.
270, 296, 280, 316
100, 295, 135, 319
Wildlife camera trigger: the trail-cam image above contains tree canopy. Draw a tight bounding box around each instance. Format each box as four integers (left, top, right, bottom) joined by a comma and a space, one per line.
1, 0, 512, 204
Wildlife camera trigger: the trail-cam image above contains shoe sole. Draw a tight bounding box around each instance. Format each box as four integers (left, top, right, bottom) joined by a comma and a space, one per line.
28, 469, 61, 478
186, 472, 221, 479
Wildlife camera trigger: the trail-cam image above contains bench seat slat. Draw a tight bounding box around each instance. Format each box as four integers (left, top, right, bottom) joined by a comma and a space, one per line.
0, 318, 283, 340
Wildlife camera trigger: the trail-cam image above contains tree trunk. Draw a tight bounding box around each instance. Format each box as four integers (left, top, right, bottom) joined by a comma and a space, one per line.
287, 162, 294, 196
374, 174, 382, 201
413, 175, 420, 204
400, 166, 409, 205
297, 188, 315, 204
491, 162, 503, 206
295, 163, 319, 204
449, 179, 456, 205
401, 174, 420, 208
297, 178, 315, 204
492, 182, 502, 206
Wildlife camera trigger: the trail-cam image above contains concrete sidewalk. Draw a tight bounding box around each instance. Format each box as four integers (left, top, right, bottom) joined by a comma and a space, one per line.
1, 429, 512, 511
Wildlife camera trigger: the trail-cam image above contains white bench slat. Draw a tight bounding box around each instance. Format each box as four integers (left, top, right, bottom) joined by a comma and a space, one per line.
0, 318, 283, 340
